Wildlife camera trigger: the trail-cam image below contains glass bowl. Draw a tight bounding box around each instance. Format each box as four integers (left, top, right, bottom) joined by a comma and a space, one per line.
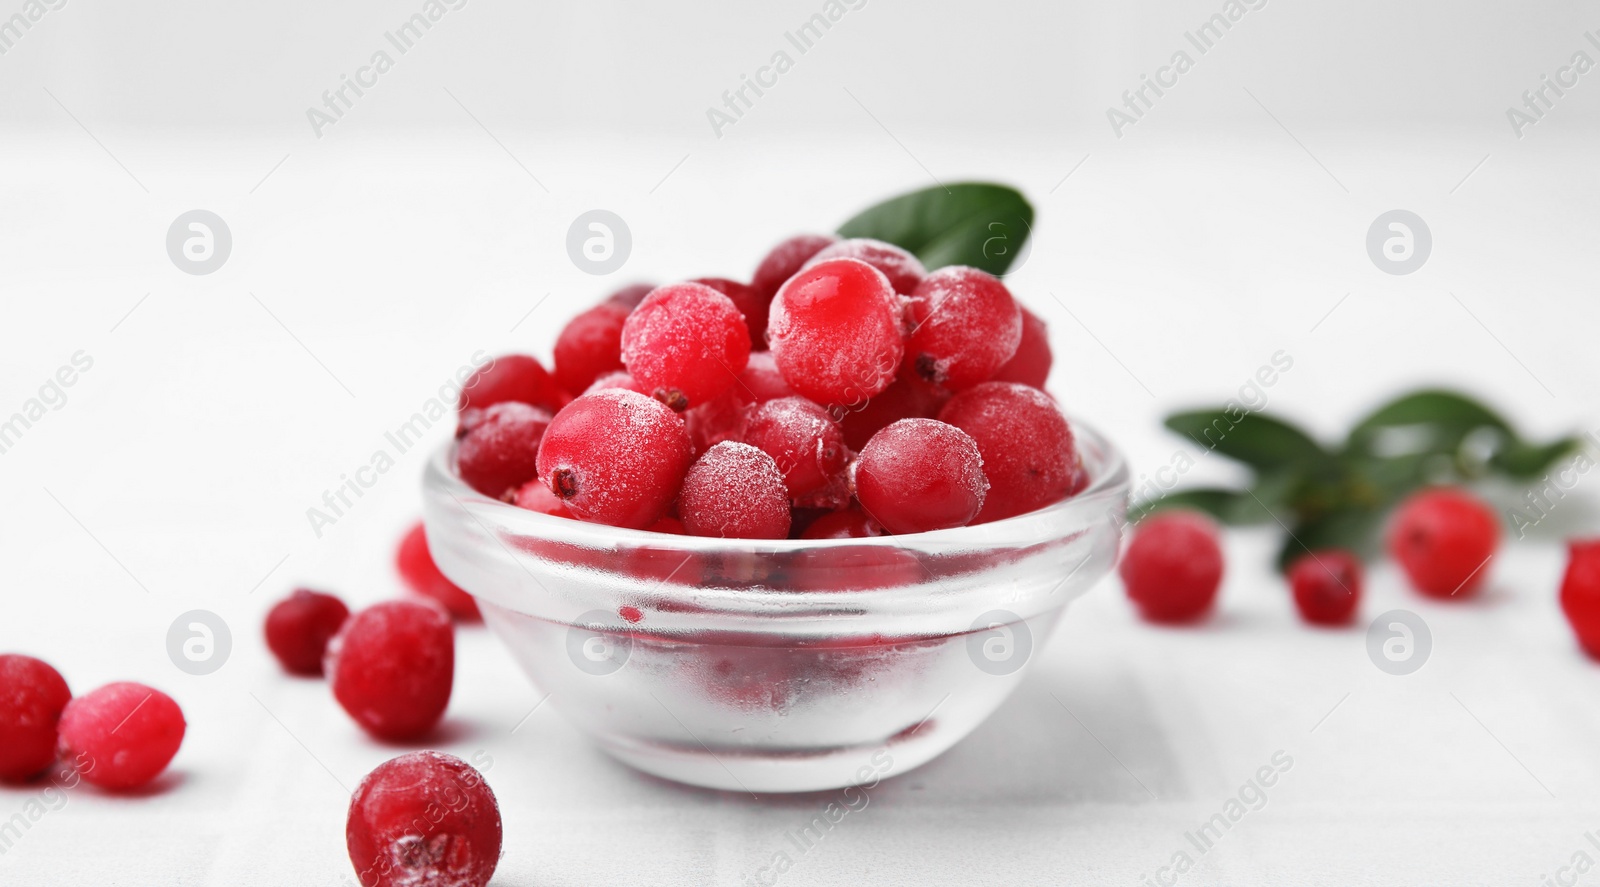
422, 419, 1129, 793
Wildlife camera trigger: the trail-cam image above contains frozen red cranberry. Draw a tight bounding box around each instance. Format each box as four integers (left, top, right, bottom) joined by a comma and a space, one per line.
1387, 487, 1499, 598
838, 372, 951, 451
854, 419, 988, 535
647, 516, 686, 534
506, 478, 572, 517
536, 389, 694, 530
992, 305, 1052, 388
455, 401, 551, 499
397, 522, 480, 622
347, 751, 501, 887
1120, 511, 1225, 624
553, 302, 629, 395
0, 655, 71, 783
905, 267, 1022, 390
684, 388, 753, 454
56, 682, 184, 790
799, 507, 885, 540
679, 442, 791, 539
265, 589, 351, 677
804, 237, 925, 294
620, 282, 751, 409
751, 233, 837, 301
768, 258, 905, 407
582, 371, 646, 397
329, 601, 454, 742
1287, 550, 1362, 626
1561, 539, 1600, 659
740, 351, 796, 402
939, 382, 1077, 523
457, 354, 566, 415
604, 282, 656, 310
692, 277, 770, 349
743, 397, 848, 499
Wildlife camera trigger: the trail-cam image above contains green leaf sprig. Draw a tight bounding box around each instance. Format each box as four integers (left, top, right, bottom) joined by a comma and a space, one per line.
837, 183, 1033, 276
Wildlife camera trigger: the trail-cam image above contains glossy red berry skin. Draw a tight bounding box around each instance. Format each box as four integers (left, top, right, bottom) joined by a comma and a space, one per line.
535, 389, 694, 530
838, 372, 950, 451
583, 371, 646, 397
740, 351, 796, 402
329, 601, 454, 742
397, 522, 480, 622
57, 682, 185, 790
751, 234, 837, 301
507, 478, 572, 517
855, 419, 988, 535
768, 258, 905, 407
553, 302, 629, 395
1120, 511, 1225, 624
1561, 540, 1600, 660
265, 589, 351, 677
799, 507, 885, 540
347, 751, 501, 887
905, 266, 1022, 390
693, 277, 770, 349
679, 442, 792, 539
0, 655, 71, 782
1287, 549, 1363, 626
620, 283, 751, 410
1387, 487, 1499, 598
455, 401, 551, 499
938, 382, 1078, 523
991, 304, 1052, 388
804, 238, 925, 294
604, 282, 656, 310
743, 397, 848, 499
457, 354, 566, 415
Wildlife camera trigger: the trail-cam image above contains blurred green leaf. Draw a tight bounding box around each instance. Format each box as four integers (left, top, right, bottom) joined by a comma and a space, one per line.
1130, 488, 1278, 526
1165, 410, 1331, 473
1492, 437, 1582, 479
1274, 507, 1384, 572
1345, 389, 1513, 457
837, 183, 1034, 276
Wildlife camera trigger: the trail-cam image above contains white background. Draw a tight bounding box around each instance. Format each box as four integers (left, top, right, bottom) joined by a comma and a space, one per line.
2, 1, 1600, 884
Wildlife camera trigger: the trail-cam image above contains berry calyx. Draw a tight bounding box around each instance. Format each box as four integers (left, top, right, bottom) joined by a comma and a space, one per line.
56, 682, 185, 790
535, 389, 694, 530
1120, 511, 1224, 624
328, 601, 454, 741
854, 419, 988, 535
457, 354, 566, 415
1287, 549, 1362, 626
265, 589, 351, 676
905, 266, 1022, 390
992, 304, 1052, 388
0, 654, 71, 783
678, 442, 792, 539
742, 396, 848, 499
938, 382, 1078, 523
553, 302, 629, 395
454, 401, 551, 499
767, 258, 904, 407
347, 751, 501, 887
396, 522, 480, 622
804, 237, 925, 294
620, 283, 751, 409
1387, 487, 1499, 598
1560, 539, 1600, 660
751, 233, 837, 301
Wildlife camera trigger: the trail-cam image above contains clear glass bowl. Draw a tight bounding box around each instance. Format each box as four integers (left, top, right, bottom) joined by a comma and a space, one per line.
422, 420, 1129, 793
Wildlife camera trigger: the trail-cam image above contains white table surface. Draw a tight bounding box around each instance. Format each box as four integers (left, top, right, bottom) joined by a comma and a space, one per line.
1, 130, 1597, 886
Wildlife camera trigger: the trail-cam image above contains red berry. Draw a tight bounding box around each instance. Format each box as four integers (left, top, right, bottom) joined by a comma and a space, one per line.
684, 388, 753, 454
329, 601, 454, 742
679, 442, 792, 539
347, 751, 501, 887
938, 382, 1078, 523
620, 282, 751, 410
751, 233, 837, 301
265, 589, 351, 677
1120, 511, 1224, 624
740, 351, 796, 402
582, 371, 646, 397
604, 282, 656, 310
905, 266, 1022, 390
799, 507, 885, 540
56, 682, 185, 790
1560, 539, 1600, 659
992, 305, 1052, 388
768, 258, 904, 407
536, 389, 694, 530
854, 419, 988, 535
804, 237, 925, 294
506, 478, 572, 517
457, 354, 566, 415
455, 401, 551, 499
838, 373, 950, 451
693, 277, 770, 349
1287, 550, 1363, 626
553, 302, 629, 395
743, 397, 848, 499
397, 522, 480, 622
1387, 487, 1499, 598
0, 655, 71, 783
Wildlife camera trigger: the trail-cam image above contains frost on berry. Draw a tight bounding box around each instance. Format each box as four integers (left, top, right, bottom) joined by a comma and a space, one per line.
56, 682, 185, 790
938, 382, 1078, 523
905, 266, 1022, 390
454, 401, 551, 499
767, 258, 904, 408
620, 282, 751, 409
534, 389, 694, 530
743, 396, 848, 500
751, 233, 837, 301
692, 277, 770, 349
1119, 511, 1225, 624
329, 601, 454, 741
679, 441, 792, 539
347, 751, 501, 887
992, 304, 1052, 388
0, 654, 72, 783
457, 354, 566, 415
854, 418, 988, 535
803, 237, 925, 295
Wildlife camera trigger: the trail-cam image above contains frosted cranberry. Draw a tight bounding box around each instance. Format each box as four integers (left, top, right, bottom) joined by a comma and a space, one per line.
647, 516, 686, 534
992, 305, 1052, 388
605, 282, 656, 310
794, 469, 852, 511
1387, 487, 1499, 598
679, 442, 792, 539
799, 508, 885, 540
743, 397, 848, 499
1561, 540, 1600, 659
855, 419, 988, 535
455, 401, 551, 498
457, 354, 565, 415
693, 277, 770, 348
347, 751, 501, 887
57, 682, 184, 790
0, 655, 71, 782
265, 589, 351, 676
804, 238, 925, 294
1287, 550, 1362, 626
740, 351, 796, 402
768, 258, 904, 407
1120, 511, 1224, 624
536, 389, 694, 530
839, 371, 951, 451
582, 371, 646, 397
554, 302, 629, 395
905, 266, 1022, 390
397, 522, 480, 622
506, 479, 572, 517
751, 233, 837, 301
939, 382, 1077, 523
684, 388, 753, 454
620, 282, 751, 409
329, 601, 454, 741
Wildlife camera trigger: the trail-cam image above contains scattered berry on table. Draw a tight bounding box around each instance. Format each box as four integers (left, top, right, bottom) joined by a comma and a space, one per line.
455, 401, 551, 499
265, 589, 351, 677
1120, 510, 1225, 624
743, 396, 849, 499
1387, 487, 1499, 598
767, 258, 905, 407
804, 237, 926, 295
751, 233, 837, 301
620, 282, 752, 410
397, 522, 480, 622
329, 601, 454, 742
535, 389, 694, 530
905, 266, 1022, 390
1559, 538, 1600, 660
1287, 549, 1362, 626
553, 302, 630, 395
347, 751, 501, 887
854, 418, 988, 535
56, 682, 185, 790
0, 654, 71, 783
938, 382, 1078, 523
457, 354, 566, 415
990, 304, 1052, 389
679, 442, 792, 539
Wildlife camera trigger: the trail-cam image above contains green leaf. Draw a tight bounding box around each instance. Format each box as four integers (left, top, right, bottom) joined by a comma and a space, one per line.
1274, 507, 1384, 572
837, 183, 1034, 276
1345, 389, 1514, 456
1492, 437, 1582, 479
1164, 410, 1330, 473
1130, 488, 1276, 526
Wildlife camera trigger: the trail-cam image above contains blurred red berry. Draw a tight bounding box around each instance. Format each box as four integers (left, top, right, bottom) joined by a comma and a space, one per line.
1387, 487, 1499, 598
265, 589, 351, 676
396, 521, 480, 621
1120, 511, 1224, 624
1560, 539, 1600, 660
553, 302, 629, 395
57, 682, 185, 790
457, 354, 566, 415
1287, 549, 1362, 626
0, 654, 71, 783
